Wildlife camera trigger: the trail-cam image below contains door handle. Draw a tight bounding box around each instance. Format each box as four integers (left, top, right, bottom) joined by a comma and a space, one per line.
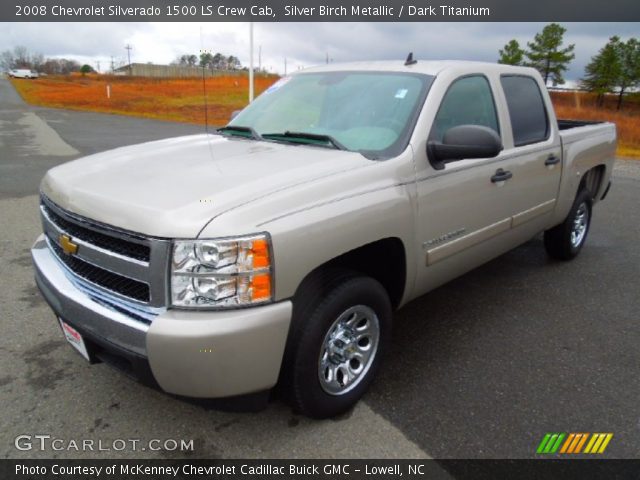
491, 168, 513, 183
545, 154, 561, 166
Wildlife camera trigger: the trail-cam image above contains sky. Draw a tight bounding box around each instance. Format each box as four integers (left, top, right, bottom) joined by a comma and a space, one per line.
2, 22, 639, 83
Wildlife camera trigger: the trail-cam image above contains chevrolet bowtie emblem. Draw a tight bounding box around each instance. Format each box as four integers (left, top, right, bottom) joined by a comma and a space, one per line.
59, 234, 78, 255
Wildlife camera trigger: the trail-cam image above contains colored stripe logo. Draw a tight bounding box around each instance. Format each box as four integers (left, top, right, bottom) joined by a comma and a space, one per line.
537, 433, 613, 454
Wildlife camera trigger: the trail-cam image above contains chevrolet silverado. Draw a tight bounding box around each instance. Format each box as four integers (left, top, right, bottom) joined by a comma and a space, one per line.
32, 60, 616, 418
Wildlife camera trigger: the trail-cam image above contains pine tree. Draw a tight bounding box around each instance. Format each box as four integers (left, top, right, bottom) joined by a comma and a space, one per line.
526, 23, 575, 86
615, 38, 640, 110
582, 36, 622, 107
582, 36, 640, 110
498, 40, 525, 65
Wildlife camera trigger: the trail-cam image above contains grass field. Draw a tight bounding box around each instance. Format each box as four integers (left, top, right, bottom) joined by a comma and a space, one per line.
550, 91, 640, 158
10, 75, 640, 158
10, 73, 278, 127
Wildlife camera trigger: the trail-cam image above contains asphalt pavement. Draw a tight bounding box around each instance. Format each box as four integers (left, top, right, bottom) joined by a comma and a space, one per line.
1, 78, 638, 460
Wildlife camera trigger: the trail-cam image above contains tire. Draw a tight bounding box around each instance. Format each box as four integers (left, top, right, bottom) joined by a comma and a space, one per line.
282, 269, 392, 418
544, 188, 593, 260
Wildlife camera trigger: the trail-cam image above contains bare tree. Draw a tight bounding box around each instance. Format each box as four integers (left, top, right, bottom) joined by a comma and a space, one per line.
31, 53, 44, 71
0, 50, 14, 71
13, 45, 30, 68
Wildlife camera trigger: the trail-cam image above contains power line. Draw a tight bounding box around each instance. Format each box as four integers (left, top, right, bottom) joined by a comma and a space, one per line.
125, 44, 133, 75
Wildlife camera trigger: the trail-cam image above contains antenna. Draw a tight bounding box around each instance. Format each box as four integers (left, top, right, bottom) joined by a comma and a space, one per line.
249, 22, 254, 102
201, 58, 209, 133
198, 26, 219, 174
199, 28, 210, 134
404, 52, 417, 66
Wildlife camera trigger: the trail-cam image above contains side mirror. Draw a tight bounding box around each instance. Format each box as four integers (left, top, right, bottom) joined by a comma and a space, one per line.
427, 125, 502, 171
230, 110, 242, 121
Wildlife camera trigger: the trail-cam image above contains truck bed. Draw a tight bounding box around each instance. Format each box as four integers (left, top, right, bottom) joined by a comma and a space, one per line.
558, 118, 615, 155
558, 119, 605, 130
558, 119, 616, 145
555, 118, 616, 216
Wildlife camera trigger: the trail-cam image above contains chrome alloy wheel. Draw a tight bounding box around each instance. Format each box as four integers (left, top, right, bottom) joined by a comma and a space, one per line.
570, 202, 589, 248
318, 305, 380, 396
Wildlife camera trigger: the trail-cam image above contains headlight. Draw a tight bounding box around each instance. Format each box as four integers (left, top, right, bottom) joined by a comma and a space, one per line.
171, 234, 272, 308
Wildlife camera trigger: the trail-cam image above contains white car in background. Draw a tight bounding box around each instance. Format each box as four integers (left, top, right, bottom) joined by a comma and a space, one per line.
9, 69, 38, 79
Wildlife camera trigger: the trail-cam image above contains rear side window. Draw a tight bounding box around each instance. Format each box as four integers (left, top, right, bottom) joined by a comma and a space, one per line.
430, 75, 499, 142
501, 75, 549, 146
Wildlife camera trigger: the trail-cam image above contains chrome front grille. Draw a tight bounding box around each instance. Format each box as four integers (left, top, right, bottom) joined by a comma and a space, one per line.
48, 239, 150, 302
42, 203, 150, 261
40, 195, 171, 310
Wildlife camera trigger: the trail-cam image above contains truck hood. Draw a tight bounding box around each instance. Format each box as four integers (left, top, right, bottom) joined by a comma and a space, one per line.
41, 134, 372, 238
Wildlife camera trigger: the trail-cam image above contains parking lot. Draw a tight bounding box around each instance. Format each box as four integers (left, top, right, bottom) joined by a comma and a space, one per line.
1, 78, 639, 460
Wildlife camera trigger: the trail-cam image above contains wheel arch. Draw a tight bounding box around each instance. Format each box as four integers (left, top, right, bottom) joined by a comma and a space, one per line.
551, 163, 609, 227
292, 237, 407, 311
579, 164, 607, 202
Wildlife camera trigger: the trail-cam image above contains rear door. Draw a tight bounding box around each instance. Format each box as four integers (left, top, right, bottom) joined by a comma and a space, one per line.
497, 74, 562, 233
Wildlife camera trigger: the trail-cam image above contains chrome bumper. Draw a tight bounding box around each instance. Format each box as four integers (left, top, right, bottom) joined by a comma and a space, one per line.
32, 234, 293, 398
32, 235, 149, 356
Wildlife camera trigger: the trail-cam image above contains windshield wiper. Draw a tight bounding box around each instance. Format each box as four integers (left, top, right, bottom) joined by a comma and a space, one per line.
262, 131, 347, 151
216, 125, 263, 141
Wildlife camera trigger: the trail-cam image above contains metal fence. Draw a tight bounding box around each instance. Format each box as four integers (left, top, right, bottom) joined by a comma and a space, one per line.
114, 63, 244, 78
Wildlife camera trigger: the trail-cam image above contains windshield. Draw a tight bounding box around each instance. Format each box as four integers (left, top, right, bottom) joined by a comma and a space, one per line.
227, 71, 433, 159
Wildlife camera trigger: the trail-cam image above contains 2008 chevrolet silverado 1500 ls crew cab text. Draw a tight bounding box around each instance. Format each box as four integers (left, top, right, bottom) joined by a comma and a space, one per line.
32, 60, 616, 418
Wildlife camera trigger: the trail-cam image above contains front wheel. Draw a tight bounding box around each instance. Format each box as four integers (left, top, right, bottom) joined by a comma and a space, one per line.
544, 188, 593, 260
284, 271, 392, 418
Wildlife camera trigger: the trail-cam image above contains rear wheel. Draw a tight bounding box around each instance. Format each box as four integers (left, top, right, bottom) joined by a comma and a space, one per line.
544, 188, 592, 260
282, 270, 392, 418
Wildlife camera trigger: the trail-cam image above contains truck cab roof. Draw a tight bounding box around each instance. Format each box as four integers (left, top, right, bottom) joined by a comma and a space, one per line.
299, 60, 540, 78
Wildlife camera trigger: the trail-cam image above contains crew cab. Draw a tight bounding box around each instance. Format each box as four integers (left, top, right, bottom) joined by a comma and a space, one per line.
32, 60, 616, 418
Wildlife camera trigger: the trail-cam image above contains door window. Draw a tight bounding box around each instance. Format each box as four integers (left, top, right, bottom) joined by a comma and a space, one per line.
430, 75, 499, 142
500, 75, 549, 146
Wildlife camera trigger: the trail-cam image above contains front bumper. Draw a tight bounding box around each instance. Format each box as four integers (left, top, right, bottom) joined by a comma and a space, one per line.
32, 234, 292, 398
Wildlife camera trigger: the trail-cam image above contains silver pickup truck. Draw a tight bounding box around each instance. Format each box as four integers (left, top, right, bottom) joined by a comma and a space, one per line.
32, 60, 616, 418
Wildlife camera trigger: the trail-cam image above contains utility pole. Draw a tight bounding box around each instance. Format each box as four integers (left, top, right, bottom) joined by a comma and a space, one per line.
284, 57, 287, 75
96, 60, 100, 73
258, 45, 262, 74
110, 56, 115, 73
249, 23, 254, 102
125, 44, 133, 75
